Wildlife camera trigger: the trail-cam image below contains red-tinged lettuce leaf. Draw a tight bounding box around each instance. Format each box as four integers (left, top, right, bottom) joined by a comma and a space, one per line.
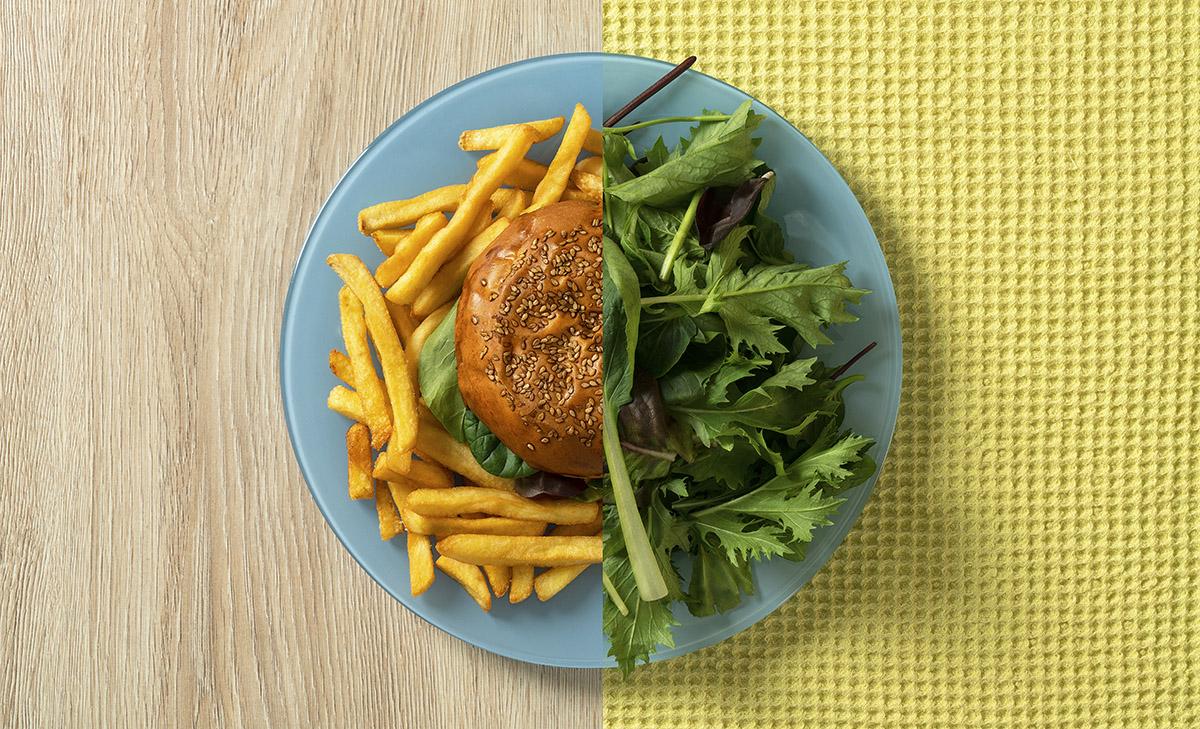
515, 472, 588, 499
695, 172, 773, 251
618, 369, 671, 451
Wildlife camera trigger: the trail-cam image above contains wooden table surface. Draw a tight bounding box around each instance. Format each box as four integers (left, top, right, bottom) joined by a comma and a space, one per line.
1, 1, 600, 726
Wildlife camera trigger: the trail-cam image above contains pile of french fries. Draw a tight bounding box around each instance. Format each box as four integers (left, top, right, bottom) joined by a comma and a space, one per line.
325, 104, 603, 610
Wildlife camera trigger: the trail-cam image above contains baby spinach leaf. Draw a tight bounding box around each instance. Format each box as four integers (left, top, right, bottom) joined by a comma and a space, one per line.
462, 409, 536, 478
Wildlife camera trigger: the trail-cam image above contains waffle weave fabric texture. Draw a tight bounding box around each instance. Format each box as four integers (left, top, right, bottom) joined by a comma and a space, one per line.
602, 2, 1199, 727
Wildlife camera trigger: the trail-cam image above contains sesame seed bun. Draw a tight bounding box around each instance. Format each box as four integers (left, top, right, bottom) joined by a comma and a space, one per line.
455, 200, 603, 479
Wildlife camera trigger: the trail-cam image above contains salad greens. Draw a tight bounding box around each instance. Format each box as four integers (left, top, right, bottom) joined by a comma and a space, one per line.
419, 307, 537, 480
601, 101, 877, 674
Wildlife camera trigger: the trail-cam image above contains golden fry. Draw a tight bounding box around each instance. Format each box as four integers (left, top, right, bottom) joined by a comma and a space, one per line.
459, 117, 563, 150
529, 104, 592, 211
400, 508, 547, 537
569, 169, 602, 201
561, 187, 596, 202
583, 128, 603, 155
328, 349, 356, 387
371, 228, 411, 257
407, 458, 454, 488
327, 385, 364, 422
386, 126, 537, 305
408, 533, 435, 595
359, 185, 466, 234
412, 217, 510, 317
386, 479, 416, 511
328, 255, 419, 470
509, 566, 533, 603
375, 212, 448, 287
386, 301, 417, 343
338, 287, 392, 449
533, 522, 600, 598
414, 409, 516, 490
482, 565, 511, 597
435, 534, 602, 567
406, 302, 453, 392
345, 423, 374, 500
574, 156, 602, 176
375, 481, 403, 540
498, 189, 530, 219
405, 486, 599, 524
467, 201, 495, 240
534, 564, 590, 601
550, 516, 602, 537
436, 556, 491, 611
476, 154, 548, 190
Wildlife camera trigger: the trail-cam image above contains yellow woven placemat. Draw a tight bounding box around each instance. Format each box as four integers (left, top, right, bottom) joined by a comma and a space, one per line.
602, 2, 1199, 726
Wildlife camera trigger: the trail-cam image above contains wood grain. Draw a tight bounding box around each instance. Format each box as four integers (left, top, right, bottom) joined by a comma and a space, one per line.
0, 1, 600, 726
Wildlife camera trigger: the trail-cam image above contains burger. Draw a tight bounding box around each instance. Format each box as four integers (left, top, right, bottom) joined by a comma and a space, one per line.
454, 200, 603, 484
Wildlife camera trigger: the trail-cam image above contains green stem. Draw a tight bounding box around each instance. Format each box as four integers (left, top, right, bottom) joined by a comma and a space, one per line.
658, 190, 703, 282
603, 406, 669, 602
602, 571, 629, 616
603, 114, 732, 134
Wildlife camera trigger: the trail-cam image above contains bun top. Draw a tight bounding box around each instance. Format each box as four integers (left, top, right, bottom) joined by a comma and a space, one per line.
455, 200, 603, 479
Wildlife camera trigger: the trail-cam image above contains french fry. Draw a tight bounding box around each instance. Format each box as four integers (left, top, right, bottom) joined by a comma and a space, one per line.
386, 301, 418, 343
561, 187, 596, 202
374, 453, 455, 488
459, 117, 563, 150
529, 104, 592, 211
534, 564, 590, 601
532, 519, 600, 598
407, 458, 454, 488
371, 228, 412, 257
387, 126, 538, 305
509, 566, 533, 603
338, 287, 392, 449
465, 201, 495, 240
550, 516, 602, 538
569, 169, 602, 201
331, 255, 420, 450
482, 565, 511, 597
328, 349, 356, 387
412, 217, 510, 317
375, 481, 403, 540
583, 128, 602, 155
386, 479, 416, 511
574, 156, 602, 176
346, 423, 374, 500
436, 557, 491, 611
415, 409, 516, 491
405, 487, 599, 525
327, 385, 364, 422
400, 508, 547, 537
435, 534, 602, 567
476, 154, 548, 190
408, 533, 435, 595
362, 188, 514, 236
375, 213, 448, 287
498, 189, 530, 219
359, 185, 466, 234
406, 302, 453, 391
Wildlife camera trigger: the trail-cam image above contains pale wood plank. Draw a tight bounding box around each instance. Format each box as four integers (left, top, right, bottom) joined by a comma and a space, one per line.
0, 1, 600, 726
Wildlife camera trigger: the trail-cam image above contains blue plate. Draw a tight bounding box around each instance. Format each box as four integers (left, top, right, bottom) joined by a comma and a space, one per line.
281, 54, 605, 668
281, 53, 901, 669
601, 55, 902, 665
